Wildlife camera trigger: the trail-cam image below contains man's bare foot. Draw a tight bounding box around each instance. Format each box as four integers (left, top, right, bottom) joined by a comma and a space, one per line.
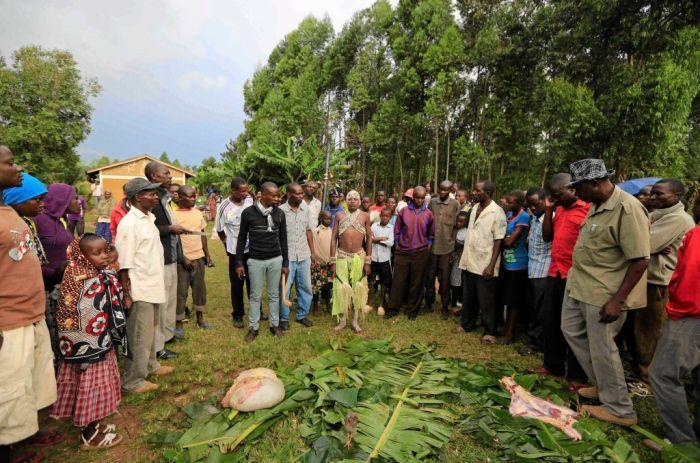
351, 322, 363, 333
334, 321, 346, 331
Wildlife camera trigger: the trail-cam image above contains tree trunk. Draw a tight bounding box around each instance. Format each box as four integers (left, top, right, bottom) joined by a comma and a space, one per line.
445, 122, 451, 181
540, 164, 548, 187
372, 165, 377, 198
434, 121, 439, 191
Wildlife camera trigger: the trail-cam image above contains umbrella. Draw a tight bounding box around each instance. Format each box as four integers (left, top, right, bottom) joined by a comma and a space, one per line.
617, 177, 661, 196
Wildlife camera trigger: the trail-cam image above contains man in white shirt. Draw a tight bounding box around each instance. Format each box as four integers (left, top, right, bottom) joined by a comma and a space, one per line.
216, 177, 255, 328
116, 178, 173, 394
302, 180, 322, 229
370, 207, 394, 311
454, 181, 507, 344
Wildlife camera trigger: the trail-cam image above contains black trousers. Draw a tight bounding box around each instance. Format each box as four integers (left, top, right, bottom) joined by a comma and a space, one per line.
424, 253, 452, 311
543, 276, 586, 381
461, 271, 498, 336
387, 249, 430, 316
228, 253, 250, 321
527, 277, 549, 350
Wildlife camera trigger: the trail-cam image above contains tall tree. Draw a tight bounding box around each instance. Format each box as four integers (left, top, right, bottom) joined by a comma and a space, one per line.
0, 46, 100, 183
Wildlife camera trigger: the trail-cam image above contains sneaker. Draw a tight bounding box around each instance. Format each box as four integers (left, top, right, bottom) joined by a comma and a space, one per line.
156, 349, 178, 360
132, 381, 159, 394
279, 320, 290, 331
296, 318, 313, 327
269, 326, 284, 337
197, 321, 213, 330
154, 365, 175, 376
581, 405, 637, 426
578, 386, 599, 400
232, 318, 244, 329
244, 329, 258, 343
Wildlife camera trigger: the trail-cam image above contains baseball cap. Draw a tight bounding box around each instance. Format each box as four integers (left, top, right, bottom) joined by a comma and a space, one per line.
124, 177, 161, 198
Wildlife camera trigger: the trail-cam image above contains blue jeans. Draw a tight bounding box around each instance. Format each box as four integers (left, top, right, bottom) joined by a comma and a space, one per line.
247, 256, 282, 330
280, 258, 312, 322
95, 222, 112, 243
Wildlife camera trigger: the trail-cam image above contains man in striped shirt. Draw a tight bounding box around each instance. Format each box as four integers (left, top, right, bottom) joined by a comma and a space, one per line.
215, 177, 255, 329
384, 186, 435, 321
519, 187, 551, 356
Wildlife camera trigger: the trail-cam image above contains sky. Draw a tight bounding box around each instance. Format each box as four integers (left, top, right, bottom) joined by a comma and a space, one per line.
0, 0, 378, 166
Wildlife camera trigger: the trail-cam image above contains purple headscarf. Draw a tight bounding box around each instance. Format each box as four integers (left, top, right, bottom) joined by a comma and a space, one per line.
33, 183, 76, 286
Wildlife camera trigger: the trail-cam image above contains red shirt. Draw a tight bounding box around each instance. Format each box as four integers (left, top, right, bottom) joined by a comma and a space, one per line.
110, 200, 129, 243
549, 199, 590, 279
666, 226, 700, 320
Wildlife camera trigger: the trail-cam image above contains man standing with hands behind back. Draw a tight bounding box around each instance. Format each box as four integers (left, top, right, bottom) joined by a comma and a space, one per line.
425, 180, 460, 319
562, 159, 649, 427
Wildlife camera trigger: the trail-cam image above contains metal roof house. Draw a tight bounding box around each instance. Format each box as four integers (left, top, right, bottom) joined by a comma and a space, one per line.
86, 155, 196, 196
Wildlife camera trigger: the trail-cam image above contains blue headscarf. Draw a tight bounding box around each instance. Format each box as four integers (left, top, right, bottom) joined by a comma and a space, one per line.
2, 173, 48, 206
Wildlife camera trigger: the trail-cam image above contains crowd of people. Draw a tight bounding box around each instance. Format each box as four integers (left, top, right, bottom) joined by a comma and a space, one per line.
1, 143, 699, 461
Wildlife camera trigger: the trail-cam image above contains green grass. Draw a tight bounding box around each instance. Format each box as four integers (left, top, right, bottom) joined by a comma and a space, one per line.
39, 224, 666, 462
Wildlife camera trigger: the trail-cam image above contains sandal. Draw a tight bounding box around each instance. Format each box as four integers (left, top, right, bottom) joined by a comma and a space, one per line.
627, 381, 652, 398
81, 423, 123, 450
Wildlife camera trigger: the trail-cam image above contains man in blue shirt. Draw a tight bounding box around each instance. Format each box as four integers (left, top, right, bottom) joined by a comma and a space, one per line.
500, 190, 530, 344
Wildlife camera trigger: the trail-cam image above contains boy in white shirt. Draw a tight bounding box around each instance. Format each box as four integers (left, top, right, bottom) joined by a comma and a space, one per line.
370, 207, 394, 313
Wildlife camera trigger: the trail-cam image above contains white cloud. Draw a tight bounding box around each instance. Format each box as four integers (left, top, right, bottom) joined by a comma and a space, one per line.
0, 0, 383, 162
177, 71, 229, 91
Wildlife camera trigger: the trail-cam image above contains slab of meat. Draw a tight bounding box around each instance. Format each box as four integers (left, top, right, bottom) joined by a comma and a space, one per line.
500, 376, 582, 440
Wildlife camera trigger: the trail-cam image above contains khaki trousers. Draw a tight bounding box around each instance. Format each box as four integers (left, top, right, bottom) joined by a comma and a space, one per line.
154, 263, 178, 351
561, 291, 636, 419
635, 284, 668, 381
0, 321, 56, 444
122, 301, 161, 391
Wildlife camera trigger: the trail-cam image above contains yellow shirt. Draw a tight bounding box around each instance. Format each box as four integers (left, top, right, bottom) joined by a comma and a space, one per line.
567, 187, 650, 309
173, 208, 207, 260
459, 200, 507, 276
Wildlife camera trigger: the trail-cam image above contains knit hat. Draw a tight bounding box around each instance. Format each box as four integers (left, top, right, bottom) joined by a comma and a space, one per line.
2, 173, 48, 206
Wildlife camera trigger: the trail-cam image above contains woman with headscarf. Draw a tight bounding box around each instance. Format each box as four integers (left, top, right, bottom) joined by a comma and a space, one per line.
34, 183, 81, 357
2, 173, 49, 266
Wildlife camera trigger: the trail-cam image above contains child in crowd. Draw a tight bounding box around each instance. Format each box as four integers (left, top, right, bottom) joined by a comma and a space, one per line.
311, 211, 333, 312
107, 243, 120, 272
173, 185, 214, 331
450, 211, 469, 312
51, 234, 128, 449
370, 207, 394, 314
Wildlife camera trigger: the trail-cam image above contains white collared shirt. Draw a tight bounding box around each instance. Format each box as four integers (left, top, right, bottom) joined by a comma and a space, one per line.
371, 222, 394, 263
116, 207, 166, 304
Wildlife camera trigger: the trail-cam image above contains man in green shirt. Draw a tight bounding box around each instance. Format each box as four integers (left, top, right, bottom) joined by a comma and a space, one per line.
562, 159, 650, 427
